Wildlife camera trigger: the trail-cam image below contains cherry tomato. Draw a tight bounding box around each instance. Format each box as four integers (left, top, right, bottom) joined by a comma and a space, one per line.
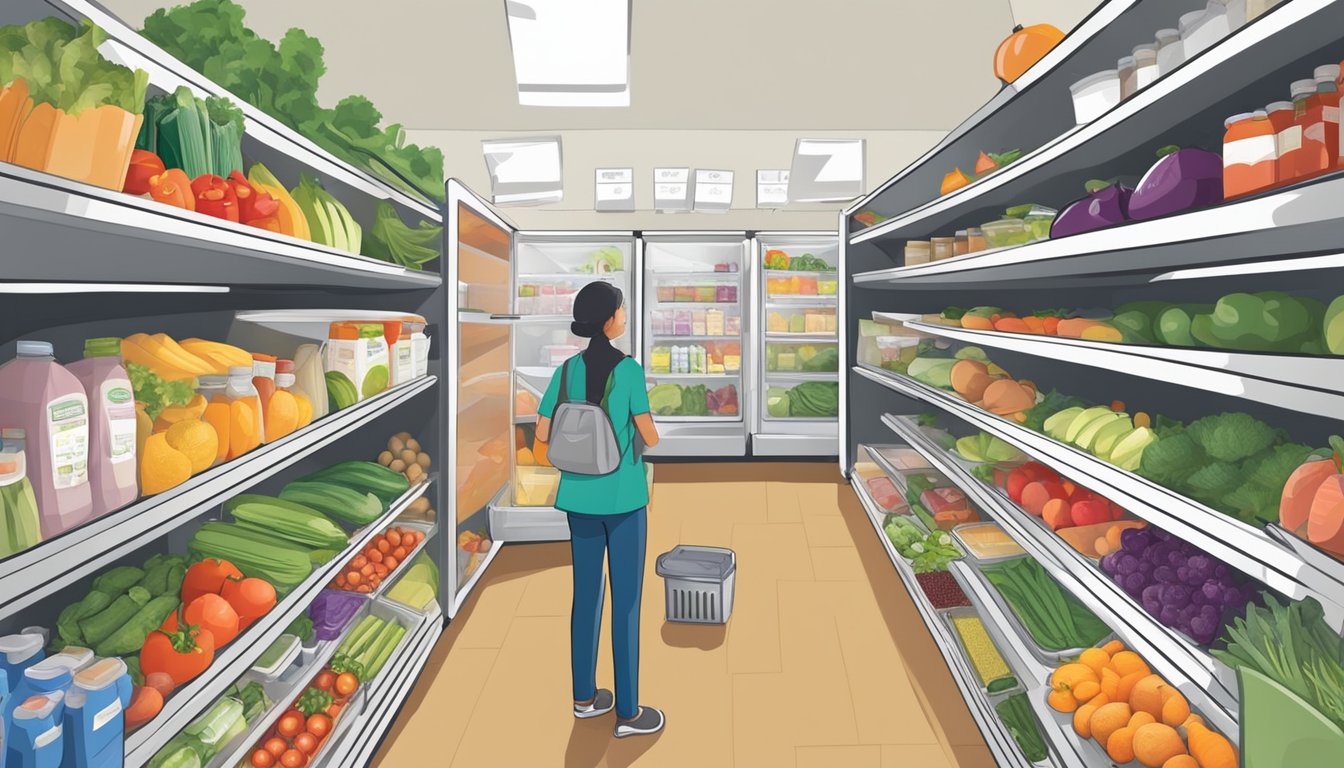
294, 732, 319, 755
306, 713, 333, 738
264, 737, 288, 757
251, 749, 275, 768
278, 712, 304, 738
314, 671, 336, 691
335, 672, 359, 697
280, 748, 307, 768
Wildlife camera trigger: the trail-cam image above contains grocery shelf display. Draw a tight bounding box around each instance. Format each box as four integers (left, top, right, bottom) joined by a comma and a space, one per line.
752, 232, 841, 457
843, 0, 1344, 764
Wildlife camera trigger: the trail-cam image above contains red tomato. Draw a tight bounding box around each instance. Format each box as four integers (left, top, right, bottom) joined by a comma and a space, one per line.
278, 711, 304, 738
251, 749, 276, 768
280, 749, 307, 768
314, 672, 336, 691
294, 732, 319, 755
306, 714, 332, 739
264, 737, 288, 757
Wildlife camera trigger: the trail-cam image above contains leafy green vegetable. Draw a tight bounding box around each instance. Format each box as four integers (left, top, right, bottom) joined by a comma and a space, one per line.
1023, 389, 1085, 432
0, 18, 148, 115
361, 201, 442, 269
648, 384, 682, 416
680, 385, 708, 417
142, 0, 443, 202
126, 362, 195, 421
940, 306, 967, 321
996, 693, 1048, 762
983, 557, 1112, 651
286, 613, 314, 643
1186, 412, 1281, 464
296, 686, 333, 717
1191, 292, 1324, 353
884, 518, 962, 573
137, 87, 244, 179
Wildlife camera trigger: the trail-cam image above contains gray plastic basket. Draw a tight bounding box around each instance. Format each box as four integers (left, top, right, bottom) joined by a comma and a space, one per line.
656, 545, 736, 624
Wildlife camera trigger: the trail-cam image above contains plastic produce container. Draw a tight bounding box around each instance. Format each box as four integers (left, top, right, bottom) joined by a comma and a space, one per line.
980, 217, 1032, 249
251, 634, 300, 680
655, 545, 736, 624
1069, 70, 1121, 124
942, 607, 1020, 694
951, 522, 1026, 565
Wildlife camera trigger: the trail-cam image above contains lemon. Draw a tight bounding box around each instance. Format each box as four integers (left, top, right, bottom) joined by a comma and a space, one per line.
164, 419, 219, 474
141, 432, 192, 495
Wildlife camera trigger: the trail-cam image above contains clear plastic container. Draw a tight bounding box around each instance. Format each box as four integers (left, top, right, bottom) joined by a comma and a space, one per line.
979, 217, 1031, 248
953, 230, 969, 257
1021, 205, 1057, 241
223, 367, 264, 460
930, 237, 955, 261
765, 342, 838, 373
764, 307, 836, 335
1155, 28, 1184, 76
904, 241, 931, 266
861, 336, 919, 371
1069, 70, 1121, 124
952, 522, 1027, 564
0, 429, 41, 557
1132, 44, 1159, 92
965, 227, 987, 253
252, 634, 300, 680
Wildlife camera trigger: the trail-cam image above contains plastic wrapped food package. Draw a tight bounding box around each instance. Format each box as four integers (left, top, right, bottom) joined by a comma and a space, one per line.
951, 614, 1013, 687
874, 446, 932, 472
951, 522, 1026, 562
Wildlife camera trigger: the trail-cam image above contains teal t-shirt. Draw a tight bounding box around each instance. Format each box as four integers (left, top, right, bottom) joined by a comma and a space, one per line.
538, 355, 651, 515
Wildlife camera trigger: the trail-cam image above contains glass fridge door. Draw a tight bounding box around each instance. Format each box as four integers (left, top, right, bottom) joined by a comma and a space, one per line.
757, 234, 841, 428
643, 235, 746, 422
514, 233, 636, 320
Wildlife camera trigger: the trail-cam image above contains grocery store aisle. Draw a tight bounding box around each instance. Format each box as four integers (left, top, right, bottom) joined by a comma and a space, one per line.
373, 463, 994, 767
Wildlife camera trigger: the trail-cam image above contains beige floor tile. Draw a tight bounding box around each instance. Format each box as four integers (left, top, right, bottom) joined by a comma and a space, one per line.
514, 562, 573, 617
373, 647, 498, 765
447, 570, 527, 649
797, 744, 882, 767
732, 674, 801, 767
834, 603, 938, 745
725, 523, 814, 673
802, 513, 857, 547
808, 545, 867, 581
950, 743, 999, 768
765, 481, 802, 523
881, 743, 955, 768
794, 481, 848, 517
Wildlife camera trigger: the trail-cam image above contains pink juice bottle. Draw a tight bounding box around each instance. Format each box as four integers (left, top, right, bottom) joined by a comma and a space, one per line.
66, 338, 138, 517
0, 341, 93, 536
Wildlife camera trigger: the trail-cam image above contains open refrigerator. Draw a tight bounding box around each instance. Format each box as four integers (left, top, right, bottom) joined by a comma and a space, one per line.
752, 232, 840, 456
641, 232, 750, 456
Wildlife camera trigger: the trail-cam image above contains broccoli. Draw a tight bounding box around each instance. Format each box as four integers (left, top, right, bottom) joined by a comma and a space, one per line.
1137, 432, 1208, 488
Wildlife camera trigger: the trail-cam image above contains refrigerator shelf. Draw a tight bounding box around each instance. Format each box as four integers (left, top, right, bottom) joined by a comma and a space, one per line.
650, 334, 741, 342
651, 300, 743, 308
765, 296, 838, 306
517, 271, 624, 281
764, 332, 837, 341
648, 270, 742, 279
763, 268, 840, 278
646, 372, 741, 380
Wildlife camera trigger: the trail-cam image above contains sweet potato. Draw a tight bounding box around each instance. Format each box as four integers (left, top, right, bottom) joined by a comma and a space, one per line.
1057, 318, 1105, 338
962, 314, 995, 331
994, 317, 1031, 334
1043, 498, 1074, 530
951, 359, 993, 401
982, 378, 1036, 415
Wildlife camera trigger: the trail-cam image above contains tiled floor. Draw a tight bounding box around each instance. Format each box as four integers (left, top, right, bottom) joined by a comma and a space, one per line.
373, 463, 995, 767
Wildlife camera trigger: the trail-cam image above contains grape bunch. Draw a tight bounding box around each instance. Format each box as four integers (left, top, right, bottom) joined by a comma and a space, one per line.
1099, 526, 1258, 645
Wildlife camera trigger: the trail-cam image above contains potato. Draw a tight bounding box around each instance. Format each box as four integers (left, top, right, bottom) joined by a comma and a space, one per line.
405, 463, 424, 482
405, 438, 421, 453
393, 431, 413, 442
388, 436, 405, 453
416, 453, 432, 469
377, 450, 394, 466
389, 459, 407, 473
408, 497, 431, 514
399, 449, 418, 465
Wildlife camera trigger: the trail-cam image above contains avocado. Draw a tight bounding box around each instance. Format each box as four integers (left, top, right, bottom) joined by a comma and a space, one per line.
1044, 406, 1085, 440
1110, 427, 1157, 470
1076, 412, 1127, 452
1092, 418, 1137, 458
1065, 406, 1115, 444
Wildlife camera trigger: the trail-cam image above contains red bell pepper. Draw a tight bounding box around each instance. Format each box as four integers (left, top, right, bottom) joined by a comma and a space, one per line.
226, 170, 282, 230
123, 150, 166, 196
190, 174, 239, 222
148, 169, 194, 212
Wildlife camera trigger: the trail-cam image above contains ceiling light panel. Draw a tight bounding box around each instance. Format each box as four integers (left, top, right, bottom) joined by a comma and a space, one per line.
789, 139, 865, 202
506, 0, 631, 107
482, 136, 564, 205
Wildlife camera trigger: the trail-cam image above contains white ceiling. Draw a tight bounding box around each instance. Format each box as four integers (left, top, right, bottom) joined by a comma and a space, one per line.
104, 0, 1099, 226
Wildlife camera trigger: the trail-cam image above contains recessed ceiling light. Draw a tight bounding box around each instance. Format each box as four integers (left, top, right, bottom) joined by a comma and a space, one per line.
505, 0, 630, 107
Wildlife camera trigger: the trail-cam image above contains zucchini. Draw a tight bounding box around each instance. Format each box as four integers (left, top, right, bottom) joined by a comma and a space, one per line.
297, 461, 411, 504
279, 481, 384, 526
79, 587, 151, 647
188, 522, 313, 594
227, 497, 349, 549
95, 595, 180, 658
92, 565, 146, 595
986, 675, 1019, 694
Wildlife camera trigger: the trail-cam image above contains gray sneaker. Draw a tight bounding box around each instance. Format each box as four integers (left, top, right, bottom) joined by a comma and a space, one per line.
614, 706, 665, 738
574, 689, 614, 719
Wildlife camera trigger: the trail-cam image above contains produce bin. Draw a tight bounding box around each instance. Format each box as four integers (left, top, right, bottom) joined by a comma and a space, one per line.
942, 606, 1022, 696
656, 545, 736, 624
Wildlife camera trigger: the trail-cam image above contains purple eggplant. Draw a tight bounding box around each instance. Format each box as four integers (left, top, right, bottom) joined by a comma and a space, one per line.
1128, 145, 1223, 221
1050, 179, 1134, 238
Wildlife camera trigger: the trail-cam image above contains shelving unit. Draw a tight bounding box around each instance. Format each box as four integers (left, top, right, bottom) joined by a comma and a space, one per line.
843, 0, 1344, 763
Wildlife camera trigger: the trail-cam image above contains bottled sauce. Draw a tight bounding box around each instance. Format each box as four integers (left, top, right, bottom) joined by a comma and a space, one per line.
0, 429, 42, 557
1315, 65, 1340, 171
224, 367, 263, 460
1118, 55, 1138, 101
264, 360, 302, 443
1264, 101, 1296, 185
1132, 44, 1159, 93
196, 375, 231, 468
1282, 77, 1333, 181
1223, 111, 1277, 198
953, 230, 969, 257
0, 341, 92, 538
66, 338, 138, 517
250, 353, 277, 424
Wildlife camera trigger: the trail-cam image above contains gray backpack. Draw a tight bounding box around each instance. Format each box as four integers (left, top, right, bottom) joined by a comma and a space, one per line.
546, 357, 641, 476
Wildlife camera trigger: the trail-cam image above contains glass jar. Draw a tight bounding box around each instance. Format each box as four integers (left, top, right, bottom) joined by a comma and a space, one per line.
930, 237, 955, 261
1118, 55, 1138, 101
1315, 65, 1341, 173
904, 241, 931, 266
1223, 111, 1276, 199
1155, 29, 1183, 77
965, 227, 987, 253
223, 366, 264, 460
953, 230, 969, 257
1132, 44, 1159, 92
1264, 101, 1295, 185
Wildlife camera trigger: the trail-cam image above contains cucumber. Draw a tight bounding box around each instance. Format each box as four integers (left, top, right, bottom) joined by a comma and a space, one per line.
986, 675, 1019, 694
298, 461, 411, 504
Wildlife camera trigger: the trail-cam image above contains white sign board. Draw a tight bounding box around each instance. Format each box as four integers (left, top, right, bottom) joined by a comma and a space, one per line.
595, 167, 634, 211
653, 168, 691, 212
481, 136, 564, 205
694, 169, 733, 213
788, 139, 865, 202
756, 170, 789, 208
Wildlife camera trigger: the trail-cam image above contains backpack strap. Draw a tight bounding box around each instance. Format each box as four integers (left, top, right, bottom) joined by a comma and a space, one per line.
557, 356, 572, 406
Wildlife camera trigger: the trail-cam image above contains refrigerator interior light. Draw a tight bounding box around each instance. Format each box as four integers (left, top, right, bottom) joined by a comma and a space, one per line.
505, 0, 631, 107
481, 136, 564, 206
0, 282, 230, 294
788, 139, 865, 202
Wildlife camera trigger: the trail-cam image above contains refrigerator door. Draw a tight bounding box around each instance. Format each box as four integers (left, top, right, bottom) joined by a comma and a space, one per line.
753, 232, 840, 457
447, 180, 514, 616
642, 232, 749, 457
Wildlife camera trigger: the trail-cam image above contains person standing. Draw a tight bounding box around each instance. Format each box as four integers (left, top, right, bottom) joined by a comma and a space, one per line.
535, 281, 665, 738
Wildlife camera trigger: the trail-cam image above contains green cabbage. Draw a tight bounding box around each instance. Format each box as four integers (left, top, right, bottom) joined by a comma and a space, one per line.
647, 384, 682, 416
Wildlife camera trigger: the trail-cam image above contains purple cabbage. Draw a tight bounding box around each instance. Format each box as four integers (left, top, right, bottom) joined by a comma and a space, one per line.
1128, 146, 1223, 221
309, 589, 366, 641
1051, 180, 1134, 238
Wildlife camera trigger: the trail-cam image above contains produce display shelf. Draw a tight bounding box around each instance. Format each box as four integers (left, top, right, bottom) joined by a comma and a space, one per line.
647, 271, 742, 279
850, 475, 1045, 768
651, 334, 742, 342
517, 272, 624, 281
315, 615, 442, 767
764, 371, 840, 381
211, 633, 348, 768
883, 414, 1241, 736
644, 372, 742, 380
763, 269, 840, 279
844, 0, 1137, 217
451, 535, 503, 618
854, 364, 1344, 630
650, 301, 744, 309
849, 0, 1338, 246
370, 521, 440, 601
764, 295, 838, 305
901, 319, 1344, 419
0, 163, 441, 291
764, 332, 839, 341
851, 172, 1344, 288
53, 0, 442, 220
0, 376, 438, 623
126, 479, 435, 766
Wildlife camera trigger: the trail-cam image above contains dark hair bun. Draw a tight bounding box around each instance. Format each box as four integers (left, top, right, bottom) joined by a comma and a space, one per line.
571, 282, 624, 338
571, 320, 600, 338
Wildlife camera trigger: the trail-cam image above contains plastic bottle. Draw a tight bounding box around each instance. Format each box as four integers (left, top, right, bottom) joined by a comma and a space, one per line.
8, 692, 62, 768
1155, 29, 1184, 77
1282, 78, 1329, 181
1223, 111, 1277, 198
196, 375, 230, 468
264, 360, 301, 443
250, 354, 277, 443
0, 342, 92, 538
1314, 65, 1340, 172
224, 368, 263, 461
0, 429, 42, 557
60, 658, 128, 768
65, 339, 137, 518
1265, 100, 1297, 185
0, 636, 44, 700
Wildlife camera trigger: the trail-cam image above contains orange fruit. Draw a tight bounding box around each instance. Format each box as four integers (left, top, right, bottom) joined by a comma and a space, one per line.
1133, 723, 1187, 767
264, 390, 299, 443
140, 433, 192, 495
164, 419, 218, 474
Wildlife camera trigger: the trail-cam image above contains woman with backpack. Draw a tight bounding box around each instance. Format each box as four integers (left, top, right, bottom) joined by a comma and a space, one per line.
535, 280, 665, 738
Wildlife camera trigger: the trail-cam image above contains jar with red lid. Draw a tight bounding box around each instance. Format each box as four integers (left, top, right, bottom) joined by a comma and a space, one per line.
1316, 64, 1341, 171
1223, 111, 1276, 199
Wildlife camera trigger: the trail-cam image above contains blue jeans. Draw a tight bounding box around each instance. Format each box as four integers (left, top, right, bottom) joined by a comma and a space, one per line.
567, 507, 646, 719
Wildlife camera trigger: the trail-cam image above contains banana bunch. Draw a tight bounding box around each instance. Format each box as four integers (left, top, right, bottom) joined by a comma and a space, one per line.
121, 333, 251, 379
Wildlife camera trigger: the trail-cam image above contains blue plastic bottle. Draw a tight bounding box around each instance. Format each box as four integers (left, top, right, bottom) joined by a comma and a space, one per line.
1, 668, 10, 768
59, 659, 127, 768
7, 693, 62, 768
10, 652, 83, 715
0, 636, 44, 703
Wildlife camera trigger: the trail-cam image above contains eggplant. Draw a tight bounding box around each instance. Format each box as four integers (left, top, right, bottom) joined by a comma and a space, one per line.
1050, 179, 1133, 238
1128, 145, 1223, 221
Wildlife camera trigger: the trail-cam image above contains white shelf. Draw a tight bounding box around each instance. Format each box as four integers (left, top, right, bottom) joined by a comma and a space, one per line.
127, 479, 435, 765
851, 0, 1340, 245
60, 0, 442, 220
849, 477, 1047, 768
901, 319, 1344, 419
764, 295, 838, 305
645, 372, 741, 380
0, 376, 438, 623
854, 364, 1344, 630
882, 415, 1241, 737
763, 371, 839, 381
651, 334, 741, 342
0, 164, 440, 290
648, 271, 742, 279
764, 332, 839, 341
